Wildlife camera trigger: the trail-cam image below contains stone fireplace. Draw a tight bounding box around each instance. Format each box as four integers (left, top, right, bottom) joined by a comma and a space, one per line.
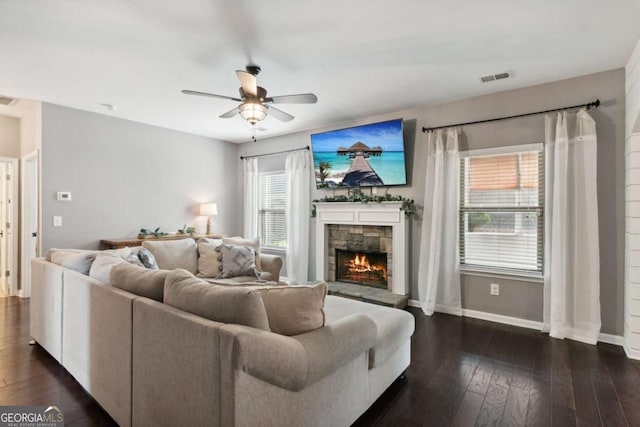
315, 202, 409, 296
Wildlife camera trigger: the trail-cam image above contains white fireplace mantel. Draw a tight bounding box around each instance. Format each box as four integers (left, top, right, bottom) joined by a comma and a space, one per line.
315, 202, 409, 295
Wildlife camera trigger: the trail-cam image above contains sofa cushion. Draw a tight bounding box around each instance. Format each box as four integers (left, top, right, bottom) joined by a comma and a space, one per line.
218, 244, 259, 279
89, 254, 127, 284
110, 263, 170, 302
164, 269, 270, 331
223, 237, 262, 271
142, 239, 198, 274
196, 238, 223, 278
50, 251, 97, 275
256, 282, 327, 336
323, 295, 415, 368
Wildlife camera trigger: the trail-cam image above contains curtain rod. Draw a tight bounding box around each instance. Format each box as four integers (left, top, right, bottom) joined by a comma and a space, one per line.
240, 145, 310, 160
421, 99, 600, 133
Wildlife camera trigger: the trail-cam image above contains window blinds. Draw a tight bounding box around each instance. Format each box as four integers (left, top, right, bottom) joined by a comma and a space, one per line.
459, 150, 544, 275
258, 173, 287, 249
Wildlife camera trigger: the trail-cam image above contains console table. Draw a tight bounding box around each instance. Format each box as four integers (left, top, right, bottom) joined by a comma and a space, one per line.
100, 234, 223, 249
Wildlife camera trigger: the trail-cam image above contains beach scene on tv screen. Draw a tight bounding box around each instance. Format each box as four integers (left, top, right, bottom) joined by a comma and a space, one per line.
312, 119, 407, 188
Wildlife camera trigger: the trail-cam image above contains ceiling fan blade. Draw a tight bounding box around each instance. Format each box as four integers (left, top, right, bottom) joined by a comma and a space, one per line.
182, 89, 241, 102
235, 70, 258, 97
266, 105, 294, 122
265, 93, 318, 104
219, 107, 240, 119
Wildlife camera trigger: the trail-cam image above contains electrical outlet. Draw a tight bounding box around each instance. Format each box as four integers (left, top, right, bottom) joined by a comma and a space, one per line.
490, 283, 500, 296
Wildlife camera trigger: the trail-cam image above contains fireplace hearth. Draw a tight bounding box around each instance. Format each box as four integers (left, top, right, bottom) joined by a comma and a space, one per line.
336, 249, 387, 288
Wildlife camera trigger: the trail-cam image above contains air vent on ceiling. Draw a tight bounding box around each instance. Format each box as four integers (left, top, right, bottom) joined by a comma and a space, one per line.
480, 72, 511, 83
0, 96, 17, 106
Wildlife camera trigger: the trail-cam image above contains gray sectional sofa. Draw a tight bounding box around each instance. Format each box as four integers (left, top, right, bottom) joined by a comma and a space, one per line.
30, 245, 414, 427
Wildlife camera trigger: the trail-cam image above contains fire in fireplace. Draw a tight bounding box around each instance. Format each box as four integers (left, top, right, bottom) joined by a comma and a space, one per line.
336, 249, 387, 288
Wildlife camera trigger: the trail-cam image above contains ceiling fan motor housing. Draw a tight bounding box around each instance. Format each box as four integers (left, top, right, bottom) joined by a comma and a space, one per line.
239, 86, 267, 101
246, 65, 261, 76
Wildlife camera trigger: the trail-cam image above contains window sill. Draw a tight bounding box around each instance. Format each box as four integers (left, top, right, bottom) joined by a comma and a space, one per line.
460, 267, 543, 283
260, 246, 287, 254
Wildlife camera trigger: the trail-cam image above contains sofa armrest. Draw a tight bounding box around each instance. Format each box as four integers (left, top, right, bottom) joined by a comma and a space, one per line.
260, 253, 282, 282
219, 314, 376, 391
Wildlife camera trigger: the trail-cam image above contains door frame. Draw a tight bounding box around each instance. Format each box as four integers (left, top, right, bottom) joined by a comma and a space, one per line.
0, 157, 19, 296
21, 150, 39, 298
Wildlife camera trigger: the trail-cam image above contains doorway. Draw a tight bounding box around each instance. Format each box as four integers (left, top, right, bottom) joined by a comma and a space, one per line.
0, 157, 19, 296
21, 151, 39, 298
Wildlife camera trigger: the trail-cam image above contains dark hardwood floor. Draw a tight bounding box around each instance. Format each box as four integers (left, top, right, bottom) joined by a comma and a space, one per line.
2, 296, 639, 427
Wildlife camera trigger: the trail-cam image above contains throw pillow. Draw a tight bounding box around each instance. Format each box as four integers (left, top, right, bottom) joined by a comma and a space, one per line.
125, 252, 145, 267
142, 239, 198, 274
164, 269, 270, 331
196, 238, 223, 278
137, 247, 159, 269
110, 263, 170, 302
218, 244, 259, 279
89, 254, 126, 284
256, 282, 328, 336
223, 237, 262, 271
50, 251, 97, 275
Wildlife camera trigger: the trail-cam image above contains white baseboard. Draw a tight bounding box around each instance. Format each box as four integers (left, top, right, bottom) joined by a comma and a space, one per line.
598, 333, 625, 346
407, 299, 624, 348
462, 309, 543, 331
624, 345, 640, 360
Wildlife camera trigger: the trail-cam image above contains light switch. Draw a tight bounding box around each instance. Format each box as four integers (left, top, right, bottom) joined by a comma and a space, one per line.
53, 216, 62, 227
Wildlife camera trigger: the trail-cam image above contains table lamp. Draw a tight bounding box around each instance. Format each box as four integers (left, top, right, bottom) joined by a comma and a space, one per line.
199, 203, 218, 236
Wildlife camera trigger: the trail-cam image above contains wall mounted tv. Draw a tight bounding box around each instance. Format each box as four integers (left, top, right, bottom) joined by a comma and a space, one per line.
311, 118, 407, 189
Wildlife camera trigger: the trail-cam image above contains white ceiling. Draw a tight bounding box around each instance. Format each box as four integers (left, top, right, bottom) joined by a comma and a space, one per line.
1, 0, 639, 143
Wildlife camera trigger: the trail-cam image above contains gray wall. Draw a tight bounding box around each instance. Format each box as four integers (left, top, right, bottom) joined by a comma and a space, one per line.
42, 103, 240, 250
237, 68, 625, 336
0, 115, 20, 158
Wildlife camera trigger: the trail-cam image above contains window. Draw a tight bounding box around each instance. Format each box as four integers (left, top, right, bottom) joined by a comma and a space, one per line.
459, 146, 543, 276
258, 172, 287, 249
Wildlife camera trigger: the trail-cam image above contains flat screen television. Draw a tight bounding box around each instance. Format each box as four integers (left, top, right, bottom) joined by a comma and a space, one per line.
310, 118, 407, 189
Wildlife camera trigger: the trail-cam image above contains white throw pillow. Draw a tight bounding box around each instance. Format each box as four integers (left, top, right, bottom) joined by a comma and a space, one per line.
142, 239, 198, 274
196, 238, 223, 278
89, 254, 126, 284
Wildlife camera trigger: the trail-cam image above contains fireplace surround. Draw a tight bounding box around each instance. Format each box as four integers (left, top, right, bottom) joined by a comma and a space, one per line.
315, 201, 409, 296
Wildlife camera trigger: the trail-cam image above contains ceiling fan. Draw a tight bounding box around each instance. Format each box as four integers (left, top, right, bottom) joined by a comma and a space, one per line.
182, 65, 318, 126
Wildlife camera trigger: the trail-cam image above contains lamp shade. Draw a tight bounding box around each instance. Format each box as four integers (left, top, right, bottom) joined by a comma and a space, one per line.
199, 203, 218, 216
239, 102, 267, 125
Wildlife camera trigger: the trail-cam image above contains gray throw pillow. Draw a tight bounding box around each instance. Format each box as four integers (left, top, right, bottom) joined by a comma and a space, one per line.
137, 247, 159, 269
217, 244, 259, 279
125, 252, 145, 267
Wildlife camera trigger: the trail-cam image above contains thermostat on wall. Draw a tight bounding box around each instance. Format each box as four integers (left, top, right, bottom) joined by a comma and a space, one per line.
57, 192, 72, 201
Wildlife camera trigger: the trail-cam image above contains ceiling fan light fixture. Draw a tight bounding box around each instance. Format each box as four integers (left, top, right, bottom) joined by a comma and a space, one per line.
239, 101, 267, 125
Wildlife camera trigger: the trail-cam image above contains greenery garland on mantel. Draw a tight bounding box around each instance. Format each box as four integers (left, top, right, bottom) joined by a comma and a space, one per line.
311, 189, 416, 218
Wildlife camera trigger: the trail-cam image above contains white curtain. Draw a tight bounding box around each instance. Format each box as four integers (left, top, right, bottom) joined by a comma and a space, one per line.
543, 110, 601, 344
243, 158, 259, 239
285, 150, 312, 285
417, 129, 462, 316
